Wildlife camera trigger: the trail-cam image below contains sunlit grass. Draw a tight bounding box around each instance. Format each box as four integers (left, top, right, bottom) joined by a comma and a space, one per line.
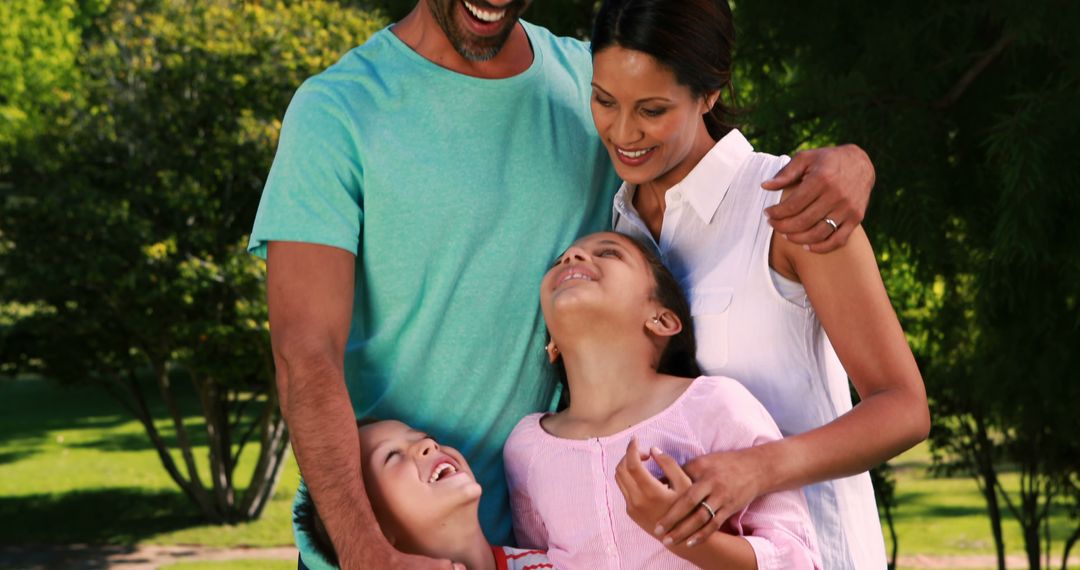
886, 442, 1075, 557
0, 376, 298, 547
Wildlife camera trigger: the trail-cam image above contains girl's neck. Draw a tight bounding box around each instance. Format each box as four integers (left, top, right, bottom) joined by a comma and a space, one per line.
552, 336, 691, 439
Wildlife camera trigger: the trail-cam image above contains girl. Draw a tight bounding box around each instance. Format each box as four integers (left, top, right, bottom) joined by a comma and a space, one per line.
589, 0, 929, 568
504, 231, 820, 570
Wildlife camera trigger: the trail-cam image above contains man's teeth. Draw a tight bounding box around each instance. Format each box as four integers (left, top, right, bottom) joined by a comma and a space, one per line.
429, 462, 457, 483
463, 1, 506, 23
617, 147, 651, 159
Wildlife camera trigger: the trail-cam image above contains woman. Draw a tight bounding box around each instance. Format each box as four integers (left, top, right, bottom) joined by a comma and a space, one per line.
587, 0, 930, 568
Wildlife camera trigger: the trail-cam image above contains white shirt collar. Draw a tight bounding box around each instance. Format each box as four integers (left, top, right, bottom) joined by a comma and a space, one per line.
613, 129, 754, 225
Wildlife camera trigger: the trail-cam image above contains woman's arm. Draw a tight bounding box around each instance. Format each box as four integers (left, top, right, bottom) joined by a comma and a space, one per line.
655, 225, 929, 546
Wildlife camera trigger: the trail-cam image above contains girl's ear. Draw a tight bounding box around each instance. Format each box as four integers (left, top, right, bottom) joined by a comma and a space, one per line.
645, 309, 683, 338
545, 340, 561, 363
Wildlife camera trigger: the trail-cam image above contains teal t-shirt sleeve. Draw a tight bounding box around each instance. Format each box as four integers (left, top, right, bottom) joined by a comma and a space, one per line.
248, 81, 364, 259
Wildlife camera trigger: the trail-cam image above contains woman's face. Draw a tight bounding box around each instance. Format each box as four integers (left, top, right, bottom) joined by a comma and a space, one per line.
591, 46, 714, 188
359, 421, 482, 546
541, 232, 657, 329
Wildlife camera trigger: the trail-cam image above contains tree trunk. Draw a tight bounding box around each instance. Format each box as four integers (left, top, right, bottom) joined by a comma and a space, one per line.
1061, 523, 1080, 570
152, 360, 218, 521
973, 416, 1007, 570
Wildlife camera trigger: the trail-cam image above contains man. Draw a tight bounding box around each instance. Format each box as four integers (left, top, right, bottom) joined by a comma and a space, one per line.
249, 0, 875, 568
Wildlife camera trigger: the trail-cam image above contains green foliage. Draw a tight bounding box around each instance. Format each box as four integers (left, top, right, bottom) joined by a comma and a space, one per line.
0, 0, 83, 161
733, 0, 1080, 566
0, 0, 386, 523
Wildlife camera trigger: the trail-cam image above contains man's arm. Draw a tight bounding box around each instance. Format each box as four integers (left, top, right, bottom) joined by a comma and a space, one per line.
268, 241, 456, 570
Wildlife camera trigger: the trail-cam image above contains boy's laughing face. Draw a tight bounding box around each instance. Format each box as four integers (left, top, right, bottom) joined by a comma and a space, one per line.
360, 420, 483, 547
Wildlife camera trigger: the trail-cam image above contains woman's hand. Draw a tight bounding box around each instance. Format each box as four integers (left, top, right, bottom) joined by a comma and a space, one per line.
762, 144, 875, 253
615, 439, 700, 546
652, 446, 767, 548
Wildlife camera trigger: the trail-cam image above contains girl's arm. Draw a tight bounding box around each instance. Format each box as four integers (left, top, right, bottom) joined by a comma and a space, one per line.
656, 224, 929, 546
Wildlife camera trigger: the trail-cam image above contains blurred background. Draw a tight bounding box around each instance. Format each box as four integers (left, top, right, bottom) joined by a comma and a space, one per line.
1, 0, 1077, 568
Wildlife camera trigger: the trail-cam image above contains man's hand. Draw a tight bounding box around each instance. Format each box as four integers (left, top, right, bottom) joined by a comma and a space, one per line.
652, 447, 764, 548
762, 144, 875, 253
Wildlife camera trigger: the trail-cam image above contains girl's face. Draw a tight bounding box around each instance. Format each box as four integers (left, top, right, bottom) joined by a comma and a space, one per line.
359, 421, 482, 547
591, 46, 714, 188
541, 232, 657, 328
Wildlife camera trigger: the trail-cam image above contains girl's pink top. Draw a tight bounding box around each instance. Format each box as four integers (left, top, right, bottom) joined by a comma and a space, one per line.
504, 376, 822, 570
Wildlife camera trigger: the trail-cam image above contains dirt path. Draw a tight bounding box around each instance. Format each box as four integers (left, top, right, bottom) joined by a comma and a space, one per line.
1, 544, 1077, 569
0, 544, 297, 569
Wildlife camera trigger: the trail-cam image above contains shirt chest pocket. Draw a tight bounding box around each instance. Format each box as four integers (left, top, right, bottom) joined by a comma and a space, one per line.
690, 288, 734, 373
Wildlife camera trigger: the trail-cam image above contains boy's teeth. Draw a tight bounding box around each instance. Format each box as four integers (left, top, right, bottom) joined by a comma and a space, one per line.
463, 1, 506, 23
429, 462, 458, 483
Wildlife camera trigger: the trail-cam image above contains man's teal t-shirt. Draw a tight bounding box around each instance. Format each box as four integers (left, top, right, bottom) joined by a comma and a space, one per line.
249, 21, 618, 560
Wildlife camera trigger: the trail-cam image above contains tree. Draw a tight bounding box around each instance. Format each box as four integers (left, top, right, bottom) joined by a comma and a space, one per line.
0, 0, 386, 522
734, 1, 1080, 567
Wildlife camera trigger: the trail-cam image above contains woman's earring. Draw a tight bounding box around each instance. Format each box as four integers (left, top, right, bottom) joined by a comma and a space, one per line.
545, 340, 560, 363
651, 315, 662, 325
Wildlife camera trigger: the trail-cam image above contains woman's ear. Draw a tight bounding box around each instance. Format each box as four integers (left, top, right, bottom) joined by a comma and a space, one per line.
645, 309, 683, 338
702, 90, 721, 114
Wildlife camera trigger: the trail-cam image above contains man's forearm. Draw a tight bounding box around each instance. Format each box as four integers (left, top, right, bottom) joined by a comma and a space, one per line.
280, 359, 386, 569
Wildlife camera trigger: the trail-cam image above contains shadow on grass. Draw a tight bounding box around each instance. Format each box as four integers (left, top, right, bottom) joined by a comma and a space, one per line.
0, 488, 202, 546
0, 451, 36, 466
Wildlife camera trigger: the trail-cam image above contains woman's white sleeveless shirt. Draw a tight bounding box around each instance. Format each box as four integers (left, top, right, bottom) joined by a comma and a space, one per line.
612, 130, 887, 570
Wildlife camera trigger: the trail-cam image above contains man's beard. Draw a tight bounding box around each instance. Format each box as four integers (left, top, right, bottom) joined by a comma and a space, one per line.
427, 0, 529, 62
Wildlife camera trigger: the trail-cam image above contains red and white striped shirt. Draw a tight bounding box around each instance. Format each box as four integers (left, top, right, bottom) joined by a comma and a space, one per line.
494, 545, 554, 570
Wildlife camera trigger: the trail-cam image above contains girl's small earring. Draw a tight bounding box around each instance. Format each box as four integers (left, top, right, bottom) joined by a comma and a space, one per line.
545, 340, 560, 363
651, 315, 661, 325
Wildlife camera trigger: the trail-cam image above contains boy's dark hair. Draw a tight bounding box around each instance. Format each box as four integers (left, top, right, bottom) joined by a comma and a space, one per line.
296, 417, 383, 567
554, 233, 701, 409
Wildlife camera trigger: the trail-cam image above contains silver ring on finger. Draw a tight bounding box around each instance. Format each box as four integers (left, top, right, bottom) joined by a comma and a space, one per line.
823, 217, 839, 234
698, 500, 716, 521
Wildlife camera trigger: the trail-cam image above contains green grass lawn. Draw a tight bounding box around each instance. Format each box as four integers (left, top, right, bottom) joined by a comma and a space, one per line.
0, 376, 1076, 562
887, 443, 1076, 558
0, 376, 298, 547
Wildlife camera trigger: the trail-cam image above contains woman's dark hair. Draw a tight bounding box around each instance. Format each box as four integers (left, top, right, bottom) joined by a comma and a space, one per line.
591, 0, 738, 140
554, 234, 701, 409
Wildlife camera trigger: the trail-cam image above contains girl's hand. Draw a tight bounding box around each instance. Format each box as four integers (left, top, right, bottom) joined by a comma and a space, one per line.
615, 438, 696, 545
653, 447, 766, 548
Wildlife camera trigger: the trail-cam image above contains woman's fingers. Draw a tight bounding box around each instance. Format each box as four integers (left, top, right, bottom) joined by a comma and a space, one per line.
651, 447, 692, 492
660, 494, 717, 546
653, 481, 711, 538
